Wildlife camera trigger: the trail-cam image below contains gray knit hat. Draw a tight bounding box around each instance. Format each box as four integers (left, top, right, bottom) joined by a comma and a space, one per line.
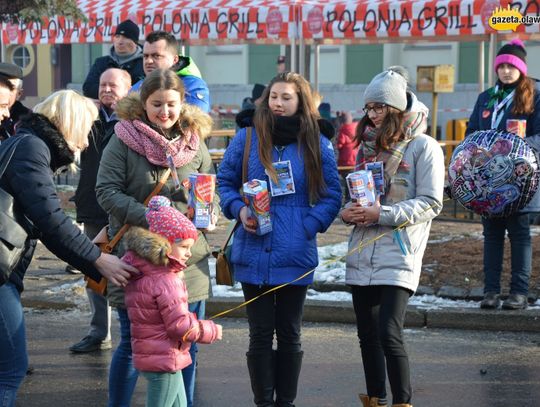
364, 69, 408, 112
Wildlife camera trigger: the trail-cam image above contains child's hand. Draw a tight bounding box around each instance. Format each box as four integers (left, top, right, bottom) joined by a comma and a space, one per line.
215, 324, 223, 341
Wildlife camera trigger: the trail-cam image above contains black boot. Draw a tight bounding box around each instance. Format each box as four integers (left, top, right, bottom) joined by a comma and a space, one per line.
246, 351, 275, 406
275, 351, 303, 407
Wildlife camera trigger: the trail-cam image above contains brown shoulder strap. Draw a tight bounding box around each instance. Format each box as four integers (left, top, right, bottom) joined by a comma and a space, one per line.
221, 127, 252, 250
103, 168, 172, 253
242, 127, 252, 184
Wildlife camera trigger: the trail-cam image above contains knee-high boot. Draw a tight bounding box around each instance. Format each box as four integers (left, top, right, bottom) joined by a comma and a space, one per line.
275, 351, 303, 407
246, 351, 275, 406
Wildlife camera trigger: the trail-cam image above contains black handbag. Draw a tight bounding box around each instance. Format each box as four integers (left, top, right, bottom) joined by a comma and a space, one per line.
0, 136, 31, 285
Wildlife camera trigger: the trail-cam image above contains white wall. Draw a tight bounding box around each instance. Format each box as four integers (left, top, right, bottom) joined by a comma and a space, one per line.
189, 45, 247, 85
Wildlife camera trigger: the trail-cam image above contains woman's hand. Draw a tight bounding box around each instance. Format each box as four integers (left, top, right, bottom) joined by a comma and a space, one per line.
239, 206, 257, 234
341, 198, 381, 226
94, 253, 139, 287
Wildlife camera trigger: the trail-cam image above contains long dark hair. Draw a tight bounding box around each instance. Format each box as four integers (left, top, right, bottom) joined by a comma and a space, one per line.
253, 72, 325, 203
354, 107, 406, 151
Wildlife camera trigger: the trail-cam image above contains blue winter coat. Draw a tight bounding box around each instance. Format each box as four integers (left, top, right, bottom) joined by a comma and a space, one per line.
466, 81, 540, 212
217, 127, 342, 286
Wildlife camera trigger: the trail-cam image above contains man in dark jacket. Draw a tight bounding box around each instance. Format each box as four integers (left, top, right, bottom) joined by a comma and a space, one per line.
69, 68, 132, 353
130, 30, 210, 112
0, 76, 11, 125
82, 20, 144, 99
0, 63, 30, 143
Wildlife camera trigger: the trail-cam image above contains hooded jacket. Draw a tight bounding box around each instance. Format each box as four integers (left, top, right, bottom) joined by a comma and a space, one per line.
82, 45, 145, 99
96, 94, 218, 307
0, 113, 102, 292
337, 122, 359, 167
131, 56, 210, 113
345, 92, 445, 293
123, 227, 219, 373
217, 126, 342, 286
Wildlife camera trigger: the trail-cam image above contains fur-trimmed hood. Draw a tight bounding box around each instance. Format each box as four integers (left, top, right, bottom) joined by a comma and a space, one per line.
123, 227, 176, 268
16, 113, 75, 171
115, 93, 213, 140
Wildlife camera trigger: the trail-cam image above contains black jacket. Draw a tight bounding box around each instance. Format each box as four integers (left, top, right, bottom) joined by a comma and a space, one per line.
0, 101, 31, 142
82, 46, 145, 99
74, 109, 116, 225
0, 113, 102, 291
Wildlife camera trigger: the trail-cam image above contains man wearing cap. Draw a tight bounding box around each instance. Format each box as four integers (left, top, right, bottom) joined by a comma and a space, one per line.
82, 20, 144, 99
0, 63, 30, 143
0, 77, 12, 127
131, 30, 210, 112
277, 55, 286, 73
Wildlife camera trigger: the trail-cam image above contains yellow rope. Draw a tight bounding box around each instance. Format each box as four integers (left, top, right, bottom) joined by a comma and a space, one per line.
209, 198, 450, 321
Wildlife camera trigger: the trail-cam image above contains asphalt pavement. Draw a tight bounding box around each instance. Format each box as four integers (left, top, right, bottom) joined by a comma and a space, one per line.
18, 311, 540, 407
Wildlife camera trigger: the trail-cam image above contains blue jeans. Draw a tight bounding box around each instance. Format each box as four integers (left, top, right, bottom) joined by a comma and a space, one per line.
108, 301, 205, 407
0, 282, 28, 407
482, 213, 531, 295
108, 308, 138, 407
182, 301, 205, 407
141, 371, 186, 407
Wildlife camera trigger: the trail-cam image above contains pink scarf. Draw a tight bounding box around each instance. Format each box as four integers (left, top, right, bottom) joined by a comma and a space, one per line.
114, 119, 199, 168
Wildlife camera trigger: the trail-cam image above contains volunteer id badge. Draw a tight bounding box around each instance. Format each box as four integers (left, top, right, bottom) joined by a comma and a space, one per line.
268, 160, 295, 196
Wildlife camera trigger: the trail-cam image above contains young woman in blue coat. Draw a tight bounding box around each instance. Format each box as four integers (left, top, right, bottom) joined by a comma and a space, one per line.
466, 39, 540, 310
217, 72, 342, 407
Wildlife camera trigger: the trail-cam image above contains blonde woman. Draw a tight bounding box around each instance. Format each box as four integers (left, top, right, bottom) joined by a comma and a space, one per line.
0, 90, 137, 407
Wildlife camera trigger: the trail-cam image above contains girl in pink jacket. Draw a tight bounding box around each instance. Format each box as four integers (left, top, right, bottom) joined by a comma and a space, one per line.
123, 196, 222, 407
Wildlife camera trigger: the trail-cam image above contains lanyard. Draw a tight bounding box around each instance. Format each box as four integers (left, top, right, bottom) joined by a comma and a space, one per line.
491, 85, 515, 130
274, 145, 286, 161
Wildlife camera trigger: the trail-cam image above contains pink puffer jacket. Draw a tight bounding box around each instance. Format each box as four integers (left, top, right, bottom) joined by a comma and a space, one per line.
123, 227, 219, 373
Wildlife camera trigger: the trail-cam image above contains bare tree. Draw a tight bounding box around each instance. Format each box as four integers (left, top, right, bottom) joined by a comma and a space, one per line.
0, 0, 85, 23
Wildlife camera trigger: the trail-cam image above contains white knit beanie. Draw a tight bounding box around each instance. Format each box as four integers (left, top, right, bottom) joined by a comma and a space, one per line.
364, 69, 408, 112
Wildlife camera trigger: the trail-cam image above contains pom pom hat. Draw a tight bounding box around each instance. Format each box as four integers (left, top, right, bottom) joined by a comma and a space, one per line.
364, 68, 408, 112
494, 38, 527, 76
145, 196, 198, 243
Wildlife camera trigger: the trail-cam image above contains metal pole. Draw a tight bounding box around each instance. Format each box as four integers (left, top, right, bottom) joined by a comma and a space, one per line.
290, 38, 297, 73
314, 41, 320, 92
299, 38, 305, 76
478, 41, 485, 93
431, 92, 439, 139
488, 33, 497, 87
179, 40, 186, 56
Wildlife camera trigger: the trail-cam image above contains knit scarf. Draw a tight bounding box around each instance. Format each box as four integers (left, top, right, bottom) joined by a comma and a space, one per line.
272, 115, 301, 146
114, 119, 199, 168
355, 109, 427, 200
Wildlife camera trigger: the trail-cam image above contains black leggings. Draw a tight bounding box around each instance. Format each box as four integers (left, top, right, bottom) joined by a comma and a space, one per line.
242, 283, 308, 353
351, 285, 412, 404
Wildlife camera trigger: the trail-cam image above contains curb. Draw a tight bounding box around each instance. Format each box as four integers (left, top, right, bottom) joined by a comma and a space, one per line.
206, 297, 540, 333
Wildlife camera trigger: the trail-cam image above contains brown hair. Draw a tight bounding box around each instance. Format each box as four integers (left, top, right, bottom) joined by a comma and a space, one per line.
512, 75, 535, 115
253, 72, 325, 203
140, 68, 185, 105
145, 31, 178, 55
354, 107, 406, 151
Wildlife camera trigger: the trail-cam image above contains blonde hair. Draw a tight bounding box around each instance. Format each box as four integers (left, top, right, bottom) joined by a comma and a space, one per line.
33, 90, 98, 152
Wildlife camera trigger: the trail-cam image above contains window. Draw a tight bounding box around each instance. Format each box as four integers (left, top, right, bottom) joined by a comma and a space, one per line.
11, 46, 32, 69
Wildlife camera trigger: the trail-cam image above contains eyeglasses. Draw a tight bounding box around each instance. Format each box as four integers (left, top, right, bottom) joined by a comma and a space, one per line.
362, 104, 387, 115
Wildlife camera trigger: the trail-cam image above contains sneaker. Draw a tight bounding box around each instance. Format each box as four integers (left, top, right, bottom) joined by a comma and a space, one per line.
502, 293, 528, 310
69, 336, 112, 353
65, 265, 81, 275
480, 292, 501, 309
